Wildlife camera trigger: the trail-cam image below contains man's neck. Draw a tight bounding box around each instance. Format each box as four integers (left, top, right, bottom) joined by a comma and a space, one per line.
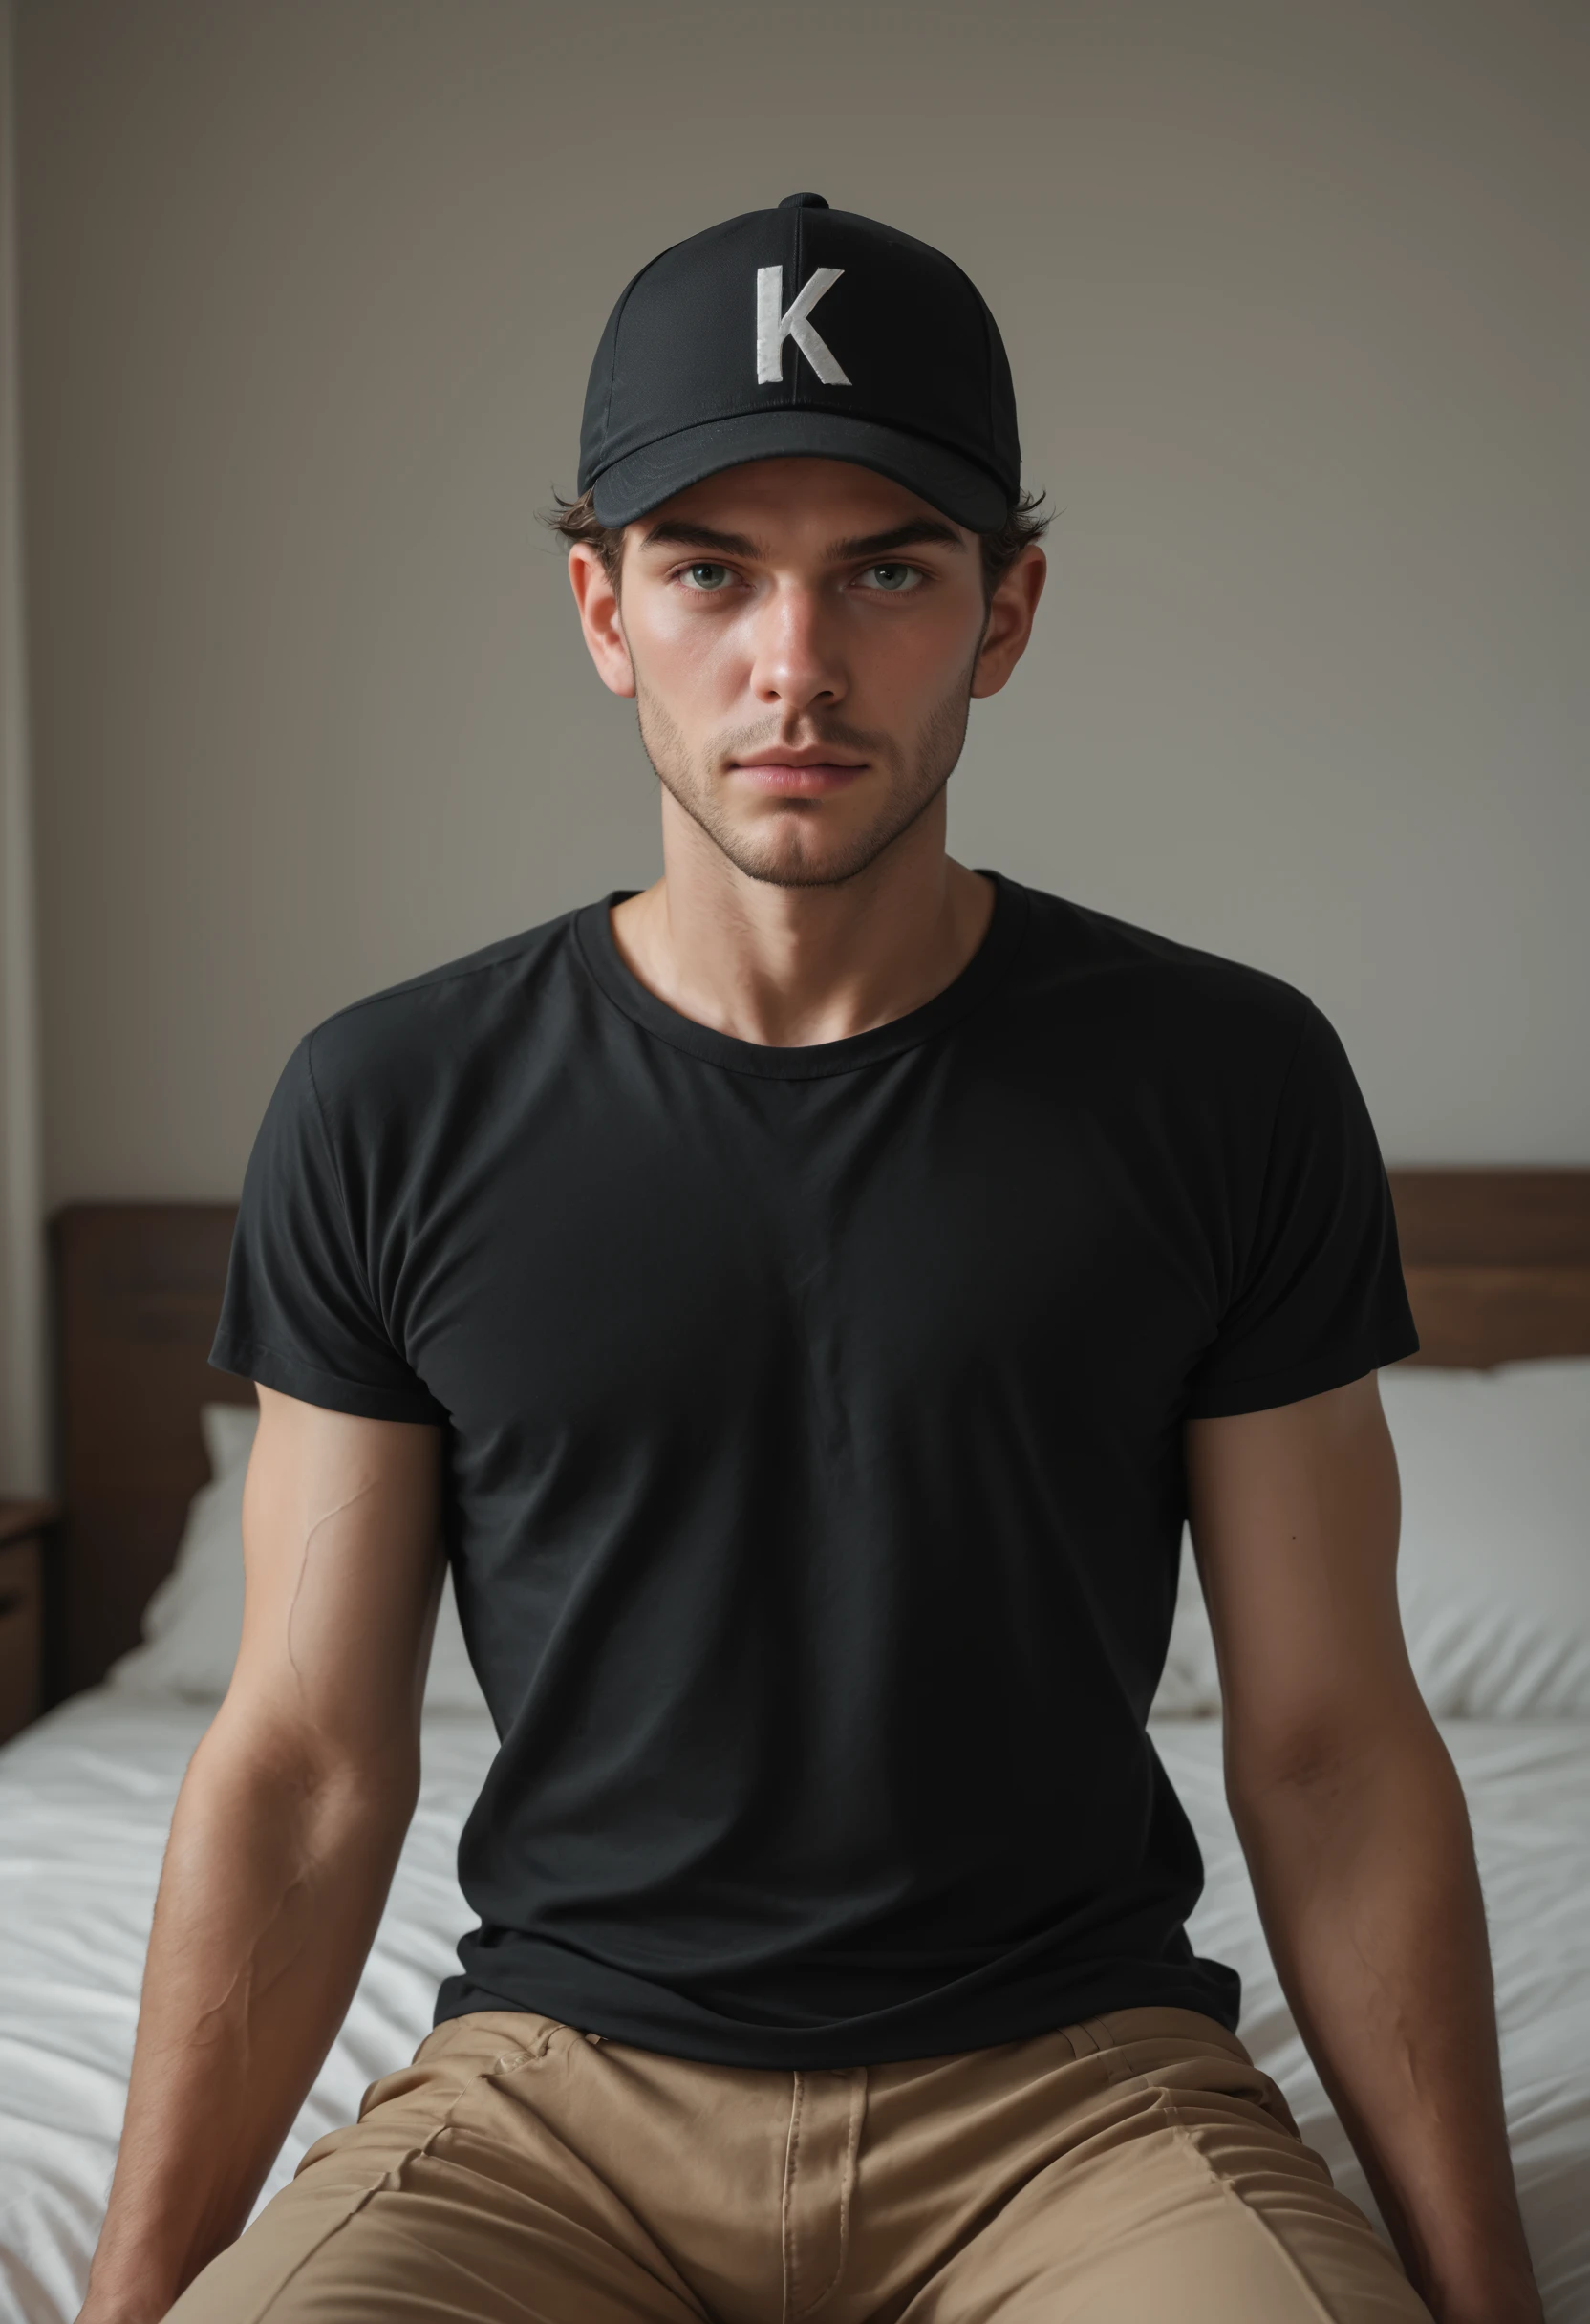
609, 798, 996, 1049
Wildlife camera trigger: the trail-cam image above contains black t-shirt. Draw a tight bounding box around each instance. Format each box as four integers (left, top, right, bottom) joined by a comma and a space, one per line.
212, 875, 1417, 2068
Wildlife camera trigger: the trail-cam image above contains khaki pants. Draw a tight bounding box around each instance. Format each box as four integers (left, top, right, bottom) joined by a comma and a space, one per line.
168, 2007, 1430, 2323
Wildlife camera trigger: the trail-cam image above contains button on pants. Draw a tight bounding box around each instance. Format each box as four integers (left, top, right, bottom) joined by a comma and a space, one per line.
166, 2007, 1432, 2323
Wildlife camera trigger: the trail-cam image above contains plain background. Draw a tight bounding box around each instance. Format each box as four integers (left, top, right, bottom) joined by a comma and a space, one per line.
12, 0, 1590, 1207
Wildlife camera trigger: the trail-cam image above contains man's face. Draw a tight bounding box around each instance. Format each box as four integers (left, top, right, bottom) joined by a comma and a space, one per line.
569, 459, 1041, 890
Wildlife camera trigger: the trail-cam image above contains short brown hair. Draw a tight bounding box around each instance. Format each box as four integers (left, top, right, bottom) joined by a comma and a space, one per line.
544, 483, 1049, 600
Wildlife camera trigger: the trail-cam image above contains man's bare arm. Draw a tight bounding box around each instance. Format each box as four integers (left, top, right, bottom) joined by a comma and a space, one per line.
1185, 1373, 1540, 2324
78, 1387, 444, 2324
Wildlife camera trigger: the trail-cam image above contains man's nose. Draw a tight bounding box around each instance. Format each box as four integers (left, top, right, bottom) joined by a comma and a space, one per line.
747, 584, 847, 714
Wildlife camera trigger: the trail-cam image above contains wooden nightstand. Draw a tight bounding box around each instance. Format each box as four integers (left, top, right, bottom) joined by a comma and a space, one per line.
0, 1500, 57, 1745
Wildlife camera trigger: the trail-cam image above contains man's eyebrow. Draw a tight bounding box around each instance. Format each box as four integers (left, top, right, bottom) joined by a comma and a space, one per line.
827, 520, 966, 560
640, 520, 763, 557
638, 517, 968, 562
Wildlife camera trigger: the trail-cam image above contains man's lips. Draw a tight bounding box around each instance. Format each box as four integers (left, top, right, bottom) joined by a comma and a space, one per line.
728, 757, 870, 796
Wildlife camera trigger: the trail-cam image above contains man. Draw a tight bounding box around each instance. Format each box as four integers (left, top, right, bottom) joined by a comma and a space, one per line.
79, 194, 1539, 2324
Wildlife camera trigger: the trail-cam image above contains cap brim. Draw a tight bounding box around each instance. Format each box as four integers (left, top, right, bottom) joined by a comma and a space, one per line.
589, 409, 1010, 532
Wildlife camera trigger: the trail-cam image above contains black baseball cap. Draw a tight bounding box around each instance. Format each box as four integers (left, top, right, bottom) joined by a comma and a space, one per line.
577, 193, 1021, 533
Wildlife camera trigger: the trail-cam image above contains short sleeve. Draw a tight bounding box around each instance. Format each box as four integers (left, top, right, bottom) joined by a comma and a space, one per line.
1184, 1004, 1419, 1418
211, 1037, 448, 1424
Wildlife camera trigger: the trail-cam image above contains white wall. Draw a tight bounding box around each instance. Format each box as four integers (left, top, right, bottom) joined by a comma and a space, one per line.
0, 0, 44, 1492
15, 0, 1589, 1204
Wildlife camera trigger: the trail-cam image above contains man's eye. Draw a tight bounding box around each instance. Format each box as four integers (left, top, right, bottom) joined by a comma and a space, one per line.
680, 563, 735, 592
858, 563, 922, 592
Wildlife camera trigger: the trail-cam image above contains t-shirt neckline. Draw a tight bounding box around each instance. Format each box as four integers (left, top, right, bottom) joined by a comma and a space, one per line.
573, 872, 1030, 1081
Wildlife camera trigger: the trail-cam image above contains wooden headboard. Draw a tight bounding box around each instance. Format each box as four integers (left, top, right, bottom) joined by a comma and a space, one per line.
47, 1171, 1590, 1703
1387, 1172, 1590, 1367
51, 1205, 252, 1701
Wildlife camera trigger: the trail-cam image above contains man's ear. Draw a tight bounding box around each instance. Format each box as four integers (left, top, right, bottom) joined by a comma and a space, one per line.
568, 542, 636, 699
970, 545, 1046, 700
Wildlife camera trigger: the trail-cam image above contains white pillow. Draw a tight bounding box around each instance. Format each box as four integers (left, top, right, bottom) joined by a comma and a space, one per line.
1384, 1360, 1590, 1716
199, 1400, 261, 1480
1150, 1360, 1590, 1720
1150, 1532, 1223, 1717
110, 1403, 489, 1716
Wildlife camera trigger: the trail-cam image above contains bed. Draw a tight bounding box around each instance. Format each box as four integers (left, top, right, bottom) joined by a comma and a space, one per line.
2, 1178, 1588, 2322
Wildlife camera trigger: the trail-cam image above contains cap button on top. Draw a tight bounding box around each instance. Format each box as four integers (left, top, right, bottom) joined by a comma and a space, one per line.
778, 191, 828, 210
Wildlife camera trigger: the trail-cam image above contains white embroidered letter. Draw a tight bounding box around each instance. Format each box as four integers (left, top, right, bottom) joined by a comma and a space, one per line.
756, 266, 850, 386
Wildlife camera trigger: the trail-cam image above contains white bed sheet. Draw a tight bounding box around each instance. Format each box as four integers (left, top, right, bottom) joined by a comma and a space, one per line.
1, 1695, 1585, 2322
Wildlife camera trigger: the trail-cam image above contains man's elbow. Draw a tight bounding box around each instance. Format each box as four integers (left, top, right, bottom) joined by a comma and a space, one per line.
194, 1682, 422, 1840
1223, 1672, 1444, 1821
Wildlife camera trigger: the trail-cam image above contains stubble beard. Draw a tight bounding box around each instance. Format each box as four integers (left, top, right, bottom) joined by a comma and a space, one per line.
634, 664, 978, 891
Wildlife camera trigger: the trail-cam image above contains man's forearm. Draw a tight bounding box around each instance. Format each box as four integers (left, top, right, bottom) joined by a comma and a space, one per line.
80, 1706, 416, 2324
1233, 1709, 1540, 2324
